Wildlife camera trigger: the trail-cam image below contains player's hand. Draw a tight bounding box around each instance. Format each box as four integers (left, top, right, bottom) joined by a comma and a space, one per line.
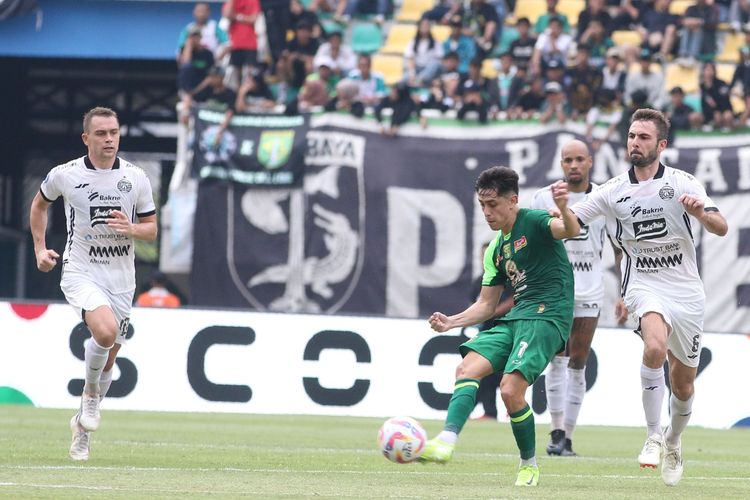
106, 210, 133, 236
615, 298, 629, 326
550, 180, 570, 211
678, 193, 705, 219
547, 207, 562, 218
428, 312, 453, 332
36, 248, 59, 272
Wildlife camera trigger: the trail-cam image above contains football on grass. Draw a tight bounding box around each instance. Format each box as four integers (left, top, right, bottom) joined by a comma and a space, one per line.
377, 416, 427, 463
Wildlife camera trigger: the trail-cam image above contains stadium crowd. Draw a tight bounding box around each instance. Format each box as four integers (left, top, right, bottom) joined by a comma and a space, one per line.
176, 0, 750, 139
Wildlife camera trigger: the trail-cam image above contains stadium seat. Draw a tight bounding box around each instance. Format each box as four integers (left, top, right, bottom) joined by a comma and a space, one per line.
716, 62, 736, 84
665, 63, 700, 94
612, 30, 642, 47
352, 23, 383, 54
732, 94, 746, 114
514, 0, 547, 26
558, 0, 585, 27
717, 32, 744, 64
432, 25, 451, 43
396, 0, 434, 23
482, 58, 499, 78
372, 54, 404, 85
380, 24, 417, 55
497, 26, 519, 54
669, 0, 694, 16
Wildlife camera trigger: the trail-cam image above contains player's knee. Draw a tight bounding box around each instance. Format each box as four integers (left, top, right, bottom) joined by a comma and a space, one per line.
643, 340, 667, 363
670, 380, 694, 401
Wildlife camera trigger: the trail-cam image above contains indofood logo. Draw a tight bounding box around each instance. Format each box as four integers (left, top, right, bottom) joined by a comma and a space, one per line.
633, 218, 668, 241
89, 206, 121, 227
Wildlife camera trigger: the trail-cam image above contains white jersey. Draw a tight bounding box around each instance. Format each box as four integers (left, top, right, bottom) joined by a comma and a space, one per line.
40, 156, 156, 294
571, 164, 717, 305
531, 183, 606, 304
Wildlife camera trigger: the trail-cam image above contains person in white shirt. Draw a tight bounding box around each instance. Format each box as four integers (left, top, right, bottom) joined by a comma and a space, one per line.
571, 109, 728, 486
29, 107, 158, 461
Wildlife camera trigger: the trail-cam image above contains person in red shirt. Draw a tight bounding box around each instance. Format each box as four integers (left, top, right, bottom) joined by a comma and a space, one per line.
136, 272, 182, 308
223, 0, 260, 88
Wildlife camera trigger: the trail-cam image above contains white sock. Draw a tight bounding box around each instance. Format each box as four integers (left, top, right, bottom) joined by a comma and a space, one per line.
520, 456, 537, 467
640, 364, 666, 438
83, 338, 111, 396
545, 356, 568, 430
99, 367, 113, 401
564, 366, 586, 440
666, 393, 694, 448
437, 430, 458, 444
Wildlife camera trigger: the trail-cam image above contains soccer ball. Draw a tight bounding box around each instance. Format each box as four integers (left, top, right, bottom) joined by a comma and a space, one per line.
377, 416, 427, 463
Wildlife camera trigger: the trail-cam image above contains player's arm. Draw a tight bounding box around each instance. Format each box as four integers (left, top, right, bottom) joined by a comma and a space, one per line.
107, 212, 158, 242
29, 191, 60, 272
548, 180, 580, 240
428, 285, 504, 333
680, 193, 728, 236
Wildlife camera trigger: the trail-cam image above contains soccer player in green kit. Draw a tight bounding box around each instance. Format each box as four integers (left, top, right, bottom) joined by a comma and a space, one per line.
420, 166, 580, 487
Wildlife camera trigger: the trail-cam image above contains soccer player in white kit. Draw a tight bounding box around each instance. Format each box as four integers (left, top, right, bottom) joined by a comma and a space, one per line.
530, 139, 614, 457
29, 107, 157, 461
571, 109, 727, 486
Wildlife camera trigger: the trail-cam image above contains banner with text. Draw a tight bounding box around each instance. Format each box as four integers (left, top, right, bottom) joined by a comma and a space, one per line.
190, 118, 750, 333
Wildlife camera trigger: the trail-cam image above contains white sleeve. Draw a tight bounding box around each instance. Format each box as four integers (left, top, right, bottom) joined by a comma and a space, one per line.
135, 170, 157, 218
40, 166, 64, 202
571, 185, 609, 225
682, 173, 718, 211
529, 188, 549, 210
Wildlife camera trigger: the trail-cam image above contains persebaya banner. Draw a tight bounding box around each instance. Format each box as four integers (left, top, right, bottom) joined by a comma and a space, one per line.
191, 117, 750, 333
191, 109, 309, 186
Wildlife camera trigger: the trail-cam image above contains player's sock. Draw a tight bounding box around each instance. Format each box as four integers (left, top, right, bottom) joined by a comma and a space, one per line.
436, 430, 458, 445
640, 364, 665, 437
564, 366, 585, 439
510, 404, 536, 460
666, 393, 694, 448
99, 368, 113, 401
545, 356, 568, 430
83, 338, 111, 395
520, 456, 537, 467
443, 378, 480, 434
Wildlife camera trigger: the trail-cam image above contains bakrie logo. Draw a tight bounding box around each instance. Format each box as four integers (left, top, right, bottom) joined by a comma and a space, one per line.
89, 206, 121, 227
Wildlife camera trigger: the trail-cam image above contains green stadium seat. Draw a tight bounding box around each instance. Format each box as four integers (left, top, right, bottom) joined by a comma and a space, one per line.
351, 23, 383, 55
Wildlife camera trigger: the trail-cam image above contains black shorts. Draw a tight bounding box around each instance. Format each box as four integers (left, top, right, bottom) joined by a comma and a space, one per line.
230, 49, 257, 68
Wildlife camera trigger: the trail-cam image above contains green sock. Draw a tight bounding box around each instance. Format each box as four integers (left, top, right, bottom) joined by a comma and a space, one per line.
444, 378, 480, 434
510, 404, 536, 460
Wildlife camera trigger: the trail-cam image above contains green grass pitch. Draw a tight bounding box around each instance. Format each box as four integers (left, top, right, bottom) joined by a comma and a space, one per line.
1, 405, 749, 499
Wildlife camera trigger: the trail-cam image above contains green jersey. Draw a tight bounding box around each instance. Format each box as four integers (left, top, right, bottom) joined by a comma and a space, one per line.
482, 208, 574, 328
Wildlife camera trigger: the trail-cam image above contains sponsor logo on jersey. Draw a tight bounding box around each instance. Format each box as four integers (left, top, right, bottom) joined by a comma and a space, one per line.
495, 253, 503, 267
89, 206, 121, 227
88, 191, 99, 201
633, 218, 668, 240
117, 177, 133, 193
635, 253, 683, 269
74, 183, 89, 189
571, 261, 593, 272
537, 304, 545, 313
503, 244, 511, 259
88, 244, 131, 258
513, 236, 527, 251
659, 185, 675, 200
631, 205, 664, 218
98, 194, 121, 202
616, 196, 631, 204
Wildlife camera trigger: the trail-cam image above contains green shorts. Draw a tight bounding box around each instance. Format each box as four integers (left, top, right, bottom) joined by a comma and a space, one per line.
459, 319, 567, 384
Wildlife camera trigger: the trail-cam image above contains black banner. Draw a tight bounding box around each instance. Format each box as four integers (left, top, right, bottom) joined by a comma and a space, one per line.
192, 109, 309, 187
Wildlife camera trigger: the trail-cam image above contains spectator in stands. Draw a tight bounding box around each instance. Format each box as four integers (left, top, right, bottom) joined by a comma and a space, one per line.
177, 26, 216, 124
314, 29, 356, 78
186, 66, 237, 146
508, 17, 536, 66
544, 57, 567, 87
567, 46, 603, 120
731, 46, 750, 127
510, 76, 546, 119
489, 51, 517, 112
404, 18, 445, 86
715, 0, 732, 23
678, 0, 720, 67
463, 0, 500, 60
345, 0, 389, 24
290, 0, 325, 40
530, 16, 573, 76
625, 48, 666, 110
177, 2, 229, 59
347, 54, 387, 109
443, 14, 476, 76
730, 0, 750, 31
223, 0, 261, 90
418, 78, 451, 127
611, 0, 648, 31
235, 70, 277, 112
700, 61, 734, 131
260, 0, 291, 68
331, 78, 363, 116
637, 0, 677, 62
663, 86, 701, 136
136, 272, 182, 308
540, 81, 569, 123
534, 0, 571, 34
421, 0, 461, 24
617, 88, 650, 142
279, 20, 320, 90
506, 62, 530, 114
457, 59, 490, 123
576, 0, 612, 41
309, 0, 348, 23
601, 47, 626, 102
580, 18, 614, 68
376, 82, 417, 136
585, 88, 622, 149
438, 51, 462, 102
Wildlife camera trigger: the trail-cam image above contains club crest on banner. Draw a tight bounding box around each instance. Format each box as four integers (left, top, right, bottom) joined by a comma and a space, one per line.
258, 130, 294, 169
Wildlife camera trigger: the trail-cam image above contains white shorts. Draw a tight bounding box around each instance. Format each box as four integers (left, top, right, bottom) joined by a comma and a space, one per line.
60, 274, 134, 345
574, 300, 602, 318
627, 291, 704, 368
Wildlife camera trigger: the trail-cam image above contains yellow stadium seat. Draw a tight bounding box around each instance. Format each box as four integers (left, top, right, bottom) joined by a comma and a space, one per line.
372, 54, 404, 85
732, 94, 746, 114
669, 0, 694, 16
380, 24, 417, 55
482, 58, 499, 78
432, 25, 451, 43
665, 63, 700, 94
612, 30, 642, 47
396, 0, 434, 23
717, 33, 744, 64
558, 0, 585, 27
514, 0, 546, 25
716, 62, 736, 83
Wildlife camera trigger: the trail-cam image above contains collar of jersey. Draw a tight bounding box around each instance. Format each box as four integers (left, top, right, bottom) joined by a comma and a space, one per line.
84, 155, 120, 170
628, 162, 664, 184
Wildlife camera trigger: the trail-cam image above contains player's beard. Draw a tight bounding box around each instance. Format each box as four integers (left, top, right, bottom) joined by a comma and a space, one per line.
629, 147, 658, 168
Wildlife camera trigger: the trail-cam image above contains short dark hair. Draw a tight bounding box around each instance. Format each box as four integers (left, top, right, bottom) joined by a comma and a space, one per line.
83, 107, 118, 133
475, 166, 519, 196
630, 108, 670, 142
